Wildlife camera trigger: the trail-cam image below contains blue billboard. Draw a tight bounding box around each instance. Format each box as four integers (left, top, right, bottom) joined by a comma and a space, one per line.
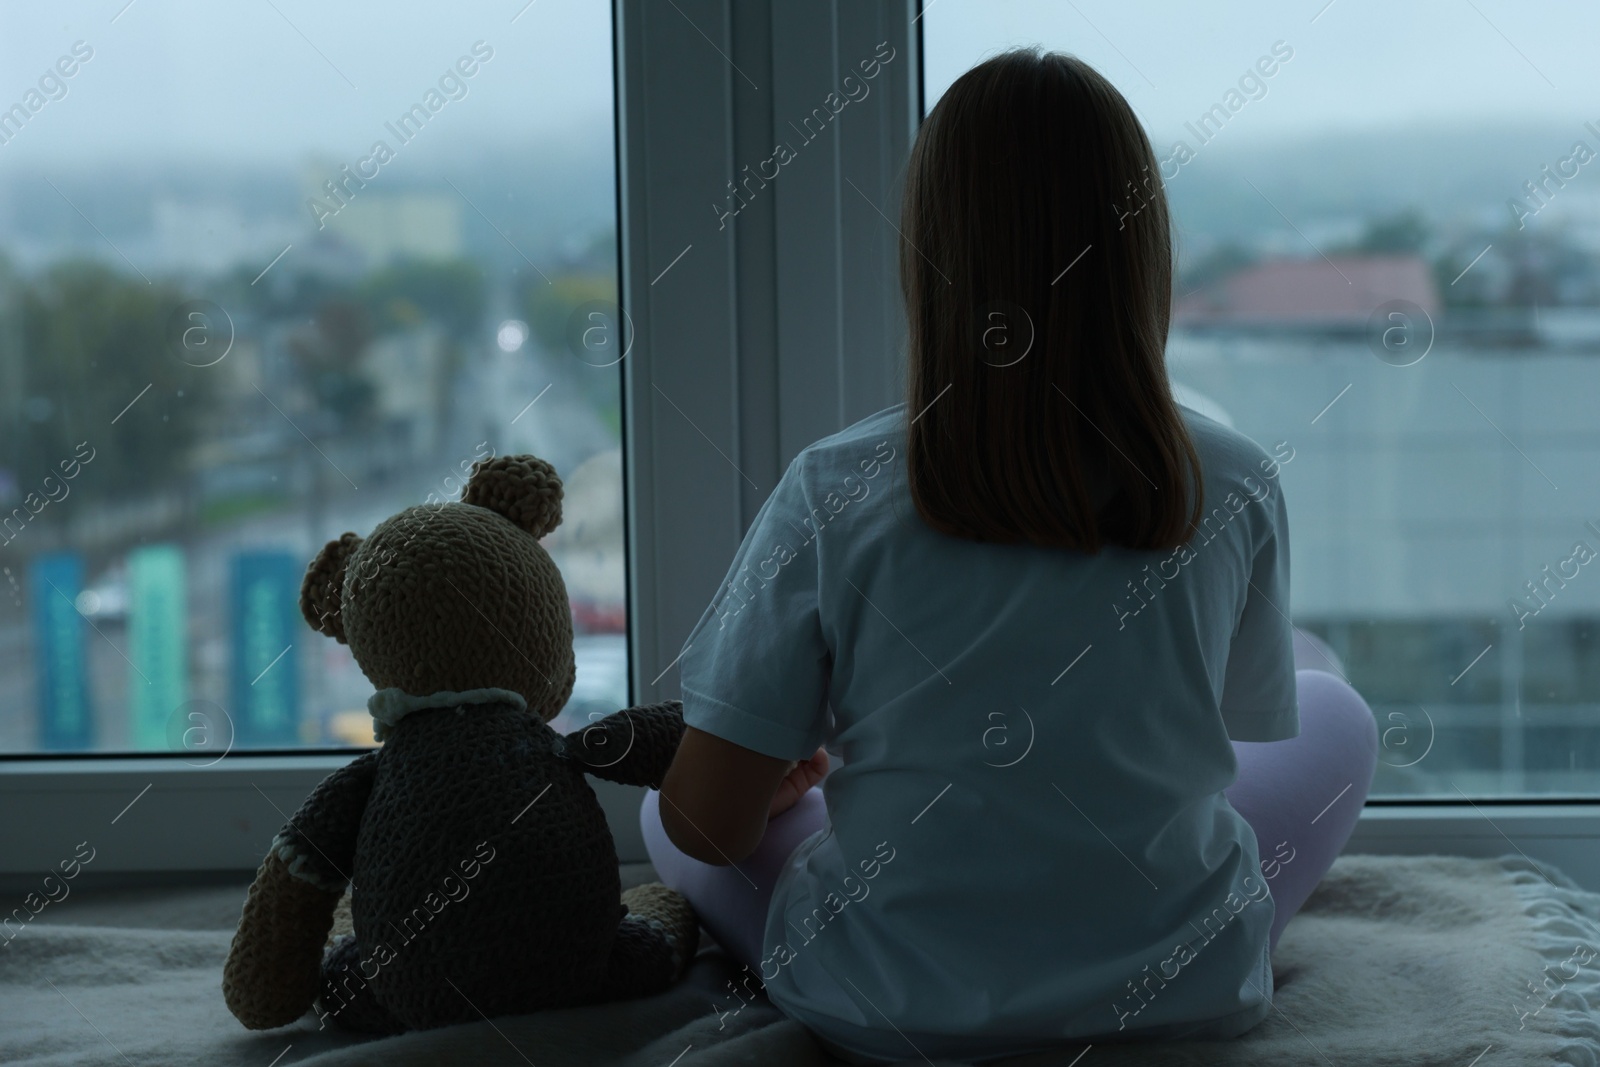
231, 551, 301, 746
29, 553, 93, 749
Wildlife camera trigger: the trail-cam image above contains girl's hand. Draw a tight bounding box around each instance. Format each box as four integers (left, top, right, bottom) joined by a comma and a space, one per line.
768, 748, 829, 819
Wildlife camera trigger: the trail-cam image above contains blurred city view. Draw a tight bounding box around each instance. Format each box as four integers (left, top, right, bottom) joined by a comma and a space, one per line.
1160, 126, 1600, 797
0, 4, 625, 752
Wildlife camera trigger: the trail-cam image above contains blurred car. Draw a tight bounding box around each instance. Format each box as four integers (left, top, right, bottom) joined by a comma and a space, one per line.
75, 575, 129, 622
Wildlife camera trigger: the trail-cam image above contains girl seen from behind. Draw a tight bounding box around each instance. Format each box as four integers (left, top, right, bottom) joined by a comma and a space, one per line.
642, 47, 1379, 1065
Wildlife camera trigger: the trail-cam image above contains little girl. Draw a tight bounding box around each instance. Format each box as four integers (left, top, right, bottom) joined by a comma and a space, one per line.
641, 47, 1378, 1065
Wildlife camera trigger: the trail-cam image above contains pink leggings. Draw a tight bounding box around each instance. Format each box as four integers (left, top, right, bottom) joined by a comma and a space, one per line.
640, 634, 1379, 970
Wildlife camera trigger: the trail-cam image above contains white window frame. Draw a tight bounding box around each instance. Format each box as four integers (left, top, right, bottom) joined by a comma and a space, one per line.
4, 0, 1597, 891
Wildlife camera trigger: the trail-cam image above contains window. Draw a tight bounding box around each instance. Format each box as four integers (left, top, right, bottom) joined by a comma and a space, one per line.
11, 0, 1582, 877
0, 3, 626, 756
924, 0, 1600, 798
0, 0, 918, 875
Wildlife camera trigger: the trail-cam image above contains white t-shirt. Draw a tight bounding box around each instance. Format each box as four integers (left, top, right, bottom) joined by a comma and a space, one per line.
678, 401, 1300, 1064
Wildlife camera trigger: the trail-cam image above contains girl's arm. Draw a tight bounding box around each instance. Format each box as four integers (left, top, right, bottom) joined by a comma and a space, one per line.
657, 727, 826, 865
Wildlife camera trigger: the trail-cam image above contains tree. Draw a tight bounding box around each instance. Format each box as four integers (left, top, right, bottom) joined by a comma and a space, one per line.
1179, 243, 1256, 292
1345, 210, 1430, 255
4, 261, 215, 523
520, 273, 617, 354
287, 300, 376, 427
358, 258, 486, 339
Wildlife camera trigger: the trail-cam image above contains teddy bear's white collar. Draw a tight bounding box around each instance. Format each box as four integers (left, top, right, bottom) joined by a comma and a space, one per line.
367, 687, 528, 742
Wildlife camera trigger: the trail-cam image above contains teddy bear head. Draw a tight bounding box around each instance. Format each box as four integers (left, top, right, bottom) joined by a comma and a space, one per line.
298, 455, 576, 724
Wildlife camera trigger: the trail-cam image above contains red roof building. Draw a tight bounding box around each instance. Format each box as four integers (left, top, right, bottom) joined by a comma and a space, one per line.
1174, 254, 1442, 329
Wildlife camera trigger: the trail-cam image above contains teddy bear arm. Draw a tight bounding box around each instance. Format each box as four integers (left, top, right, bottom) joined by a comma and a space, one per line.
221, 750, 379, 1030
563, 700, 685, 789
222, 851, 344, 1029
269, 748, 380, 892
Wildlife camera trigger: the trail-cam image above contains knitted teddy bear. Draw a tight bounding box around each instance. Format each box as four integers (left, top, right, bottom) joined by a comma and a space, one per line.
221, 454, 698, 1034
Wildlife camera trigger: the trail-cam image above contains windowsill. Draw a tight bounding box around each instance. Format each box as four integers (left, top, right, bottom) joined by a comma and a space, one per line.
4, 757, 1598, 890
0, 755, 651, 877
1347, 801, 1600, 891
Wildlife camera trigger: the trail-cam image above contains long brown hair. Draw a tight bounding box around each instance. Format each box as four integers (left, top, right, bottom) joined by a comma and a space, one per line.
902, 48, 1203, 552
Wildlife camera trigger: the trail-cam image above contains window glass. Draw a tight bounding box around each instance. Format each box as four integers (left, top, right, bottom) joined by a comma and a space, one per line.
0, 1, 625, 754
923, 0, 1600, 796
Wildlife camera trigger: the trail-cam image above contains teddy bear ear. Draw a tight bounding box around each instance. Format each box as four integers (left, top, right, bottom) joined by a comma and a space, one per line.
299, 532, 363, 643
462, 455, 563, 538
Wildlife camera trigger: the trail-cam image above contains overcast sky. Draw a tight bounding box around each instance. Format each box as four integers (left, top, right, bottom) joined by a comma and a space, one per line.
2, 0, 1594, 170
924, 0, 1599, 144
0, 0, 612, 167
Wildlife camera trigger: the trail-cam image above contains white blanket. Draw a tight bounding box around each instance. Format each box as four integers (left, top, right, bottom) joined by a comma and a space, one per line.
4, 854, 1598, 1066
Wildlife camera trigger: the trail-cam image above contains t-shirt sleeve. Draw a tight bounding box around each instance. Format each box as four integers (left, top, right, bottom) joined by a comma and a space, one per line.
676, 455, 830, 762
1219, 469, 1300, 742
